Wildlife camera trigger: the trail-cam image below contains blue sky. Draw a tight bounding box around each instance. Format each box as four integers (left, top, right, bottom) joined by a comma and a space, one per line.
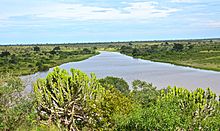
0, 0, 219, 44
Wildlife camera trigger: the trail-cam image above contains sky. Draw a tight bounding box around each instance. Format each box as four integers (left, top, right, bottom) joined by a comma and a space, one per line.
0, 0, 220, 44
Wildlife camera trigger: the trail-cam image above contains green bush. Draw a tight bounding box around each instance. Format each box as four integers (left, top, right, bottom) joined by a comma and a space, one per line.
0, 74, 35, 130
99, 76, 130, 94
34, 67, 134, 130
116, 86, 220, 130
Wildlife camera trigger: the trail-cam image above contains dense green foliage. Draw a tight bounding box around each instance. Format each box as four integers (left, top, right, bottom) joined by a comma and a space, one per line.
0, 45, 98, 75
33, 68, 220, 130
99, 76, 130, 94
0, 68, 220, 130
119, 40, 220, 71
34, 67, 134, 130
117, 86, 220, 130
0, 74, 36, 130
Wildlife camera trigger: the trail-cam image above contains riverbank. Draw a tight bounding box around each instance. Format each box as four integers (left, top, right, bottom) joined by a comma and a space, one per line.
0, 45, 99, 76
119, 41, 220, 72
129, 55, 220, 72
20, 53, 99, 76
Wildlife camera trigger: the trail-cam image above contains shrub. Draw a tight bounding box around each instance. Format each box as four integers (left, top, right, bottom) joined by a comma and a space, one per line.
0, 74, 35, 130
34, 67, 134, 130
53, 46, 61, 51
0, 51, 10, 57
99, 76, 130, 94
33, 46, 40, 51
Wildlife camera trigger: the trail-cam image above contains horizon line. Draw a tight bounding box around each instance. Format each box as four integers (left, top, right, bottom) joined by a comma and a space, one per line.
0, 37, 219, 46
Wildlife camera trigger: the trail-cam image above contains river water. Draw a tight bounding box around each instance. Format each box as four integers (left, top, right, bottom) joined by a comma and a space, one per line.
21, 51, 220, 94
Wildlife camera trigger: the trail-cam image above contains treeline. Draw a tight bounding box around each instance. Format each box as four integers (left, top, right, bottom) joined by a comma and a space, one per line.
1, 68, 219, 130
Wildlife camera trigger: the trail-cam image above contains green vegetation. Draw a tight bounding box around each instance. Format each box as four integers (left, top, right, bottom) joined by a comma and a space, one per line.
119, 39, 220, 71
0, 45, 98, 75
0, 73, 36, 130
34, 67, 133, 130
1, 68, 219, 130
99, 76, 130, 94
1, 39, 220, 130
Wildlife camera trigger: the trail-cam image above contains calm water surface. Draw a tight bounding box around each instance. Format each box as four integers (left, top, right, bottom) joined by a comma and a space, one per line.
21, 51, 220, 94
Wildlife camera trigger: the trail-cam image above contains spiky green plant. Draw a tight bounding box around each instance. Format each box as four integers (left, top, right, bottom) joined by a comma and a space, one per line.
160, 87, 220, 130
34, 67, 134, 130
34, 67, 107, 130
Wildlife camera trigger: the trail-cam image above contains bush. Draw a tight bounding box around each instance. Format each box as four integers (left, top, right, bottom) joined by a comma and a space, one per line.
53, 46, 61, 51
117, 86, 220, 130
82, 48, 91, 54
173, 43, 184, 51
34, 67, 134, 130
0, 51, 10, 57
0, 74, 35, 130
33, 46, 40, 51
99, 76, 130, 94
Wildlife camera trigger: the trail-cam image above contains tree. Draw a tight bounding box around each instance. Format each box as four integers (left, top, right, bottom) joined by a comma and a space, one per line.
172, 43, 184, 51
99, 76, 130, 94
129, 42, 133, 46
53, 46, 61, 51
132, 48, 139, 56
93, 47, 97, 50
131, 80, 158, 107
9, 54, 18, 64
33, 46, 40, 52
82, 48, 91, 54
188, 44, 194, 50
0, 51, 10, 57
120, 46, 133, 54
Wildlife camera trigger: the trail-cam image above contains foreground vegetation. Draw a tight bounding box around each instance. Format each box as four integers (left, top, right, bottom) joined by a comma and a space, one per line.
0, 45, 98, 75
1, 68, 219, 130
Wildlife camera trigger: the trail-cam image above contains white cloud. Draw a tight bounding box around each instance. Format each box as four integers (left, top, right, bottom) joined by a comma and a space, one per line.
1, 1, 178, 22
170, 0, 196, 3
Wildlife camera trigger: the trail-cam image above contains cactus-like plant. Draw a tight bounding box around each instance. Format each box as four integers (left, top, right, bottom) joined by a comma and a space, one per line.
159, 87, 220, 129
34, 67, 134, 130
34, 67, 109, 130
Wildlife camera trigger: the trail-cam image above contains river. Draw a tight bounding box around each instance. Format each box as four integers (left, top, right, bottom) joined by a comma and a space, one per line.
21, 51, 220, 94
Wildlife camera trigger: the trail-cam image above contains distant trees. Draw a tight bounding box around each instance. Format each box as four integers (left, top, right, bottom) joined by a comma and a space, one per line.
172, 43, 184, 51
0, 51, 10, 57
120, 46, 133, 54
49, 46, 61, 55
82, 48, 91, 54
188, 44, 194, 50
93, 47, 97, 50
132, 48, 140, 56
9, 54, 18, 64
33, 46, 40, 52
53, 46, 61, 51
36, 61, 49, 71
